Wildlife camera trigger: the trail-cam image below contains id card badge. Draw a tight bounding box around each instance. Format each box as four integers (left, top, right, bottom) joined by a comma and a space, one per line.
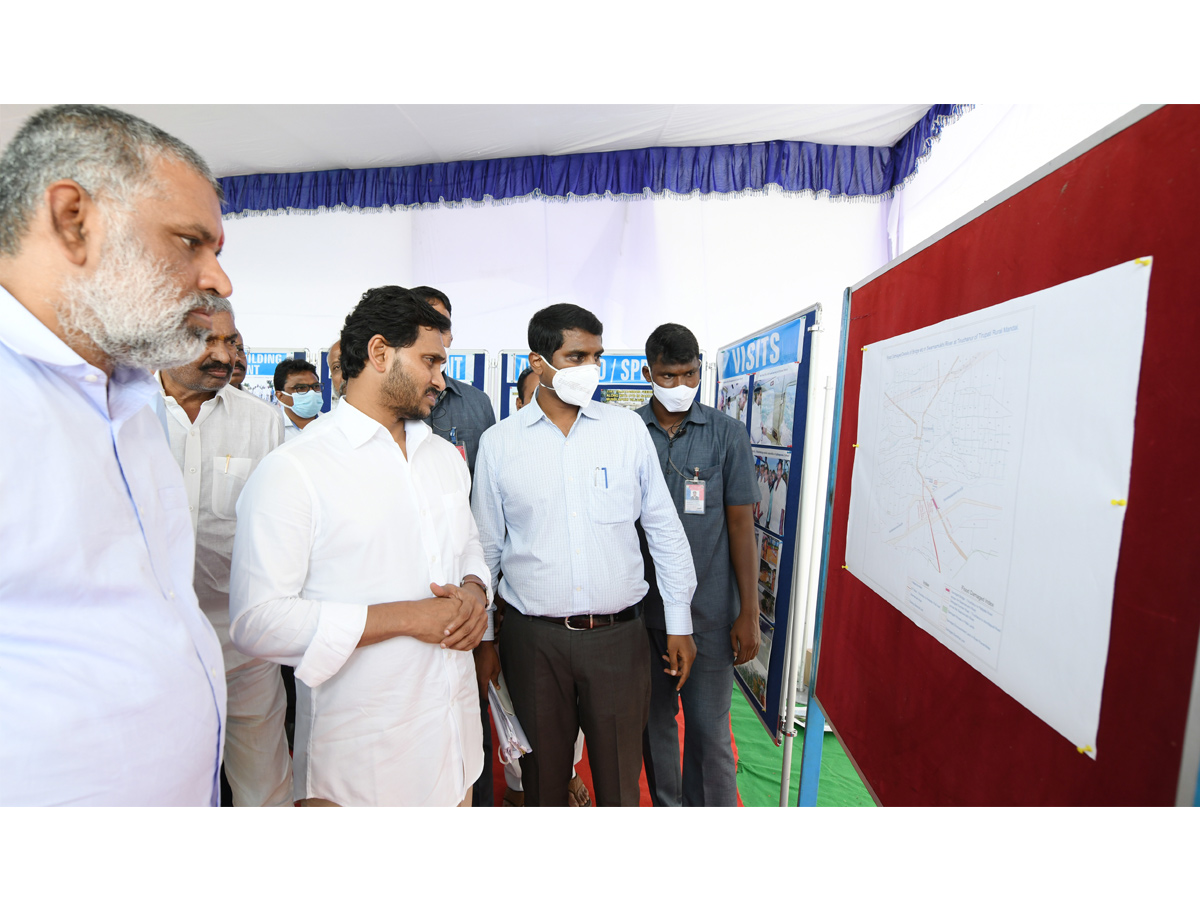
684, 468, 706, 515
449, 427, 467, 462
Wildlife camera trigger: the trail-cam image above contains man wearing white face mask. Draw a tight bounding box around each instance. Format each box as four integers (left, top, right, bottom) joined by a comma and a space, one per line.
274, 358, 323, 441
471, 303, 697, 806
636, 323, 760, 807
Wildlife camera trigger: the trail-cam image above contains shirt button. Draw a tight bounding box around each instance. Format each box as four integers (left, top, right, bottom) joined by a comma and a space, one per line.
169, 591, 176, 599
571, 512, 577, 517
85, 374, 98, 383
575, 586, 582, 592
576, 549, 581, 555
189, 467, 196, 473
191, 430, 197, 436
210, 666, 218, 678
188, 505, 194, 511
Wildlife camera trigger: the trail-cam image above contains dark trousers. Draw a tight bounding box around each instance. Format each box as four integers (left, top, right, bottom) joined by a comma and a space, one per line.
499, 608, 650, 806
471, 693, 494, 807
642, 625, 739, 806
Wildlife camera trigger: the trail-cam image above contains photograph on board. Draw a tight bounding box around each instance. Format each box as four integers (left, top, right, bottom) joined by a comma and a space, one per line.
759, 581, 776, 623
717, 374, 750, 426
600, 387, 652, 410
737, 659, 768, 710
758, 530, 781, 611
750, 362, 799, 447
752, 452, 790, 536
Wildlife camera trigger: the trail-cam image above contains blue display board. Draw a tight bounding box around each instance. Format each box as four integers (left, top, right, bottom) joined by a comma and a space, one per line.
718, 311, 817, 743
244, 348, 307, 406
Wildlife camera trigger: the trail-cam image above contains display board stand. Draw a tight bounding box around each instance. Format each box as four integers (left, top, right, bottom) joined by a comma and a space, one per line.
801, 105, 1200, 805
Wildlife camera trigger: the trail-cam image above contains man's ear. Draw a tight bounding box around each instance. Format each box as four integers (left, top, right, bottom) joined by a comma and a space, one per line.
44, 180, 96, 267
366, 335, 392, 374
528, 352, 543, 378
641, 364, 652, 384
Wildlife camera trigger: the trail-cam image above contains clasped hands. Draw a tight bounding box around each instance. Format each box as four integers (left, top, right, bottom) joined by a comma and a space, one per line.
418, 580, 489, 651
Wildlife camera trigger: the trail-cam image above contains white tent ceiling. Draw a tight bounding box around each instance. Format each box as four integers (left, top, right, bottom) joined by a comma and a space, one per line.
0, 104, 933, 179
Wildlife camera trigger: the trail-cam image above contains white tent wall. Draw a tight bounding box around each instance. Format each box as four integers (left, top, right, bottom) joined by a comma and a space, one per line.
221, 191, 890, 384
893, 103, 1140, 255
220, 210, 414, 352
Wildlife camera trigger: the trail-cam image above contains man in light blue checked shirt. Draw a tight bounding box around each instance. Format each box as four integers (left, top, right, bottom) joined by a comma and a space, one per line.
471, 303, 697, 806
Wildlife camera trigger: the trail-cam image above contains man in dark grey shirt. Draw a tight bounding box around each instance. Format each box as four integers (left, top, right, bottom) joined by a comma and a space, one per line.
412, 285, 499, 807
636, 323, 760, 806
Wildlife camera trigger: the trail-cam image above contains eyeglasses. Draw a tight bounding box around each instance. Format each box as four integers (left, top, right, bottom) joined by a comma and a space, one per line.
283, 383, 323, 394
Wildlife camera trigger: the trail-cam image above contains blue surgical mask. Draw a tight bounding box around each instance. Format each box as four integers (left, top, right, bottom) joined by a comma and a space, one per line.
282, 389, 323, 419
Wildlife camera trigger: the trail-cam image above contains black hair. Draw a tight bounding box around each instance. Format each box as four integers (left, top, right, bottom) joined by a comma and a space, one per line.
339, 285, 451, 381
516, 366, 538, 402
409, 286, 451, 318
527, 303, 603, 360
273, 358, 318, 393
645, 322, 700, 368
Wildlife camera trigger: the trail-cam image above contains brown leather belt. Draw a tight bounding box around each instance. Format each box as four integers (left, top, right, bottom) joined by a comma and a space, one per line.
530, 604, 641, 631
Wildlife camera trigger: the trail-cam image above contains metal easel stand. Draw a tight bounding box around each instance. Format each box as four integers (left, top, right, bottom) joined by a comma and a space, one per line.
778, 314, 836, 806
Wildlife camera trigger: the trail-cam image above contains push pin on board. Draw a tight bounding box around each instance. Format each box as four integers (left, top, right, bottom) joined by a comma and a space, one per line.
861, 346, 868, 352
1111, 499, 1127, 506
1077, 744, 1094, 754
1135, 258, 1151, 266
852, 443, 860, 448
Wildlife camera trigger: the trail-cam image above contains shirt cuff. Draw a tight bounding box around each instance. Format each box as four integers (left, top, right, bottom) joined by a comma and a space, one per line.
662, 604, 693, 636
294, 602, 369, 688
482, 605, 496, 642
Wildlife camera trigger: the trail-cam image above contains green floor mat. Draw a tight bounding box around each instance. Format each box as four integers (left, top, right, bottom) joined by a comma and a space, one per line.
732, 687, 876, 807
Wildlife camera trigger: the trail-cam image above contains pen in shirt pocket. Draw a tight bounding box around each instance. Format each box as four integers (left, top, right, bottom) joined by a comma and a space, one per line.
593, 466, 608, 488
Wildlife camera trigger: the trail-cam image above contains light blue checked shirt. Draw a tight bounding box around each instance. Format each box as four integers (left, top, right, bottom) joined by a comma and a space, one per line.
472, 394, 697, 635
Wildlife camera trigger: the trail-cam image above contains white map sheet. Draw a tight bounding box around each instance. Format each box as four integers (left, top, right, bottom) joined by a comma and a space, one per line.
846, 258, 1152, 756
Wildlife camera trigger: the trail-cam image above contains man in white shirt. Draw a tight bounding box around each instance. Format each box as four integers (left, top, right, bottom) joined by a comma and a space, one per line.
274, 357, 322, 440
770, 460, 788, 535
0, 104, 227, 805
158, 299, 292, 807
230, 286, 490, 806
471, 303, 698, 806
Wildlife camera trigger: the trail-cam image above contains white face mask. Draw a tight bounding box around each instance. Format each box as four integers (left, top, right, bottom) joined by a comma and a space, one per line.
540, 358, 601, 408
652, 381, 697, 413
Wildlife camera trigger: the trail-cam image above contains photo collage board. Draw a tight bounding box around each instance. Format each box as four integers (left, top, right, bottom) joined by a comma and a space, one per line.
718, 311, 818, 742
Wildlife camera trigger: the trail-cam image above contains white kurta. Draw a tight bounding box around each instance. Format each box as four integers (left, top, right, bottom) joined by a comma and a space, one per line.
229, 399, 487, 806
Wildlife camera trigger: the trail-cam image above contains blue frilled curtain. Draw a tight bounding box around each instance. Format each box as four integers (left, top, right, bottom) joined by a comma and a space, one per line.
221, 105, 969, 218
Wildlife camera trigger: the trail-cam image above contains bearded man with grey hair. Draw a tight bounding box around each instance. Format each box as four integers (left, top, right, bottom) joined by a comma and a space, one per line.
0, 105, 231, 805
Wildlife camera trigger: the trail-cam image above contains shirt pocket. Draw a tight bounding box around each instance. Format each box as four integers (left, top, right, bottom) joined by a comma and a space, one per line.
695, 464, 724, 511
591, 473, 638, 524
211, 457, 253, 520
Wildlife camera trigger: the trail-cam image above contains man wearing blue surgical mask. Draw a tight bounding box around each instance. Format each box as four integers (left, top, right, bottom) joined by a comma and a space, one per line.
274, 358, 323, 442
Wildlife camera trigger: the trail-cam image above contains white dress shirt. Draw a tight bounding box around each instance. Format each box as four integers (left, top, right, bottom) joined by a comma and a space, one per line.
471, 396, 697, 635
0, 286, 225, 806
229, 399, 488, 806
159, 378, 284, 669
280, 403, 320, 441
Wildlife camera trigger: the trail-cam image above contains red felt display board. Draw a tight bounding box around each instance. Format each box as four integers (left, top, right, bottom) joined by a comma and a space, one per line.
816, 106, 1200, 805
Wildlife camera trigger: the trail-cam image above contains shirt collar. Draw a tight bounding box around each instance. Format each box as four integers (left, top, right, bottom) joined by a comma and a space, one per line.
333, 396, 432, 452
439, 375, 464, 398
0, 284, 160, 423
636, 398, 710, 431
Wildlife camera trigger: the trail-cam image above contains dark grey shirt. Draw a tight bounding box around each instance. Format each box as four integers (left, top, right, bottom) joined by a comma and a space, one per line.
425, 376, 496, 476
636, 400, 758, 632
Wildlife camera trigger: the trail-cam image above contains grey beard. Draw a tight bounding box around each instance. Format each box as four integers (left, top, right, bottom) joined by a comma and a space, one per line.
55, 223, 216, 371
